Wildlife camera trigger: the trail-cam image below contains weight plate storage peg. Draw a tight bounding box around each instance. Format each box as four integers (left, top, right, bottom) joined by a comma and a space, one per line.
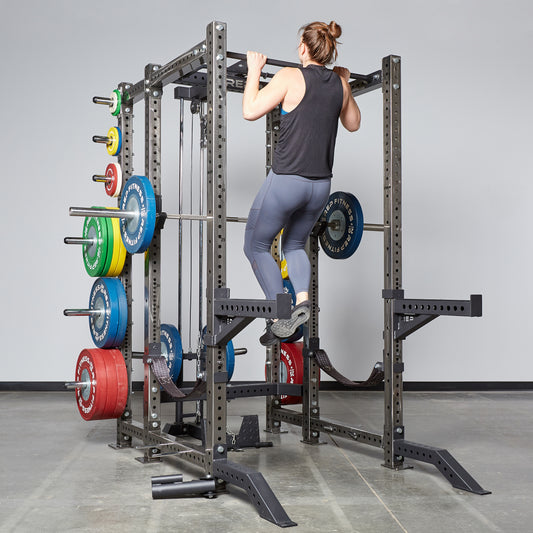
319, 191, 364, 259
119, 175, 157, 254
88, 277, 127, 348
73, 348, 127, 421
160, 324, 183, 383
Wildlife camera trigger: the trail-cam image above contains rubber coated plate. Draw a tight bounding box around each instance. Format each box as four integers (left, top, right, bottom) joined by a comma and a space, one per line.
226, 340, 235, 381
95, 348, 128, 418
160, 324, 183, 383
119, 175, 156, 254
89, 278, 120, 348
101, 211, 115, 278
107, 349, 128, 417
75, 349, 108, 420
105, 163, 122, 198
111, 279, 127, 347
106, 215, 121, 277
106, 126, 122, 156
279, 342, 304, 405
82, 215, 107, 277
319, 191, 364, 259
99, 348, 119, 419
110, 89, 121, 116
107, 211, 126, 276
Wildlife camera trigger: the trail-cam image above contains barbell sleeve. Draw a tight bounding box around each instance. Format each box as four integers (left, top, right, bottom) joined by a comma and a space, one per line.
92, 135, 110, 144
69, 207, 137, 219
93, 96, 113, 105
92, 174, 112, 183
363, 223, 388, 232
64, 381, 91, 390
234, 348, 247, 356
64, 237, 96, 245
63, 309, 105, 317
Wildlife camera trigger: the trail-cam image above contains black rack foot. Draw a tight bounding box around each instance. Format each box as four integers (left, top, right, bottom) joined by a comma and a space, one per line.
214, 459, 297, 528
394, 440, 491, 495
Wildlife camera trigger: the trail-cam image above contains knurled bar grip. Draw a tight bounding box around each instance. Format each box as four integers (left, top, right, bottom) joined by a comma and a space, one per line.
149, 356, 206, 400
314, 349, 384, 388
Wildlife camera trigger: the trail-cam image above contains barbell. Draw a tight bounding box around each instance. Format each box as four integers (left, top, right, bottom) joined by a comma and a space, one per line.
70, 175, 384, 259
69, 176, 247, 254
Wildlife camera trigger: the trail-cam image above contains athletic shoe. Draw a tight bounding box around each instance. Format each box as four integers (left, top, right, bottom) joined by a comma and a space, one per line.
259, 320, 280, 346
271, 301, 310, 338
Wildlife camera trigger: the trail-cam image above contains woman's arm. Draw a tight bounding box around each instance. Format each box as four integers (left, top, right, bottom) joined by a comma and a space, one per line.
242, 51, 291, 121
333, 66, 361, 132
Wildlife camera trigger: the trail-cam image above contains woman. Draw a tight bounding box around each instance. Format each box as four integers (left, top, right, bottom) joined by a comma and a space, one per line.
243, 21, 361, 346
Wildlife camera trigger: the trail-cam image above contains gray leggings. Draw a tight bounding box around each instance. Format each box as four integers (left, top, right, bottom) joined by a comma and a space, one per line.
244, 170, 331, 300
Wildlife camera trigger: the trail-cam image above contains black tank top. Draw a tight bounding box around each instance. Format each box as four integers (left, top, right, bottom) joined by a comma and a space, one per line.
273, 64, 343, 179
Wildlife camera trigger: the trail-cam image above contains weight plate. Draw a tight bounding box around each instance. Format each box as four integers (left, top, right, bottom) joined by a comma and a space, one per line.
110, 89, 122, 116
82, 215, 106, 277
279, 342, 304, 405
319, 191, 364, 259
160, 324, 183, 383
75, 349, 108, 420
101, 211, 115, 278
105, 162, 122, 198
95, 348, 128, 418
109, 211, 127, 276
280, 259, 289, 280
100, 349, 119, 419
111, 279, 127, 347
88, 278, 120, 348
105, 211, 126, 277
119, 175, 156, 254
226, 340, 235, 381
105, 216, 121, 277
106, 126, 122, 156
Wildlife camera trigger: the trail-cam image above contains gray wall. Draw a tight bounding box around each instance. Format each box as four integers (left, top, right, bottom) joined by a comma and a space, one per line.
1, 0, 531, 382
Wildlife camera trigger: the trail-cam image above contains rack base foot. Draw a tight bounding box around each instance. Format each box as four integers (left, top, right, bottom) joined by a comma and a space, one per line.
394, 440, 491, 495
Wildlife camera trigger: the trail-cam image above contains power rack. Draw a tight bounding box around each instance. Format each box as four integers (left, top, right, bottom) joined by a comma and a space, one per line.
82, 20, 489, 528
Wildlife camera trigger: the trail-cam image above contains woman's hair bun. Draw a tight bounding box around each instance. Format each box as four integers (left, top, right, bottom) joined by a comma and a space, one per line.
328, 21, 342, 39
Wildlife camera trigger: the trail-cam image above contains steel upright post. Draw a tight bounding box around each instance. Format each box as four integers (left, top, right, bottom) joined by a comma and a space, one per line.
116, 82, 134, 447
204, 21, 228, 476
382, 55, 404, 469
265, 109, 283, 432
302, 235, 321, 444
143, 63, 163, 456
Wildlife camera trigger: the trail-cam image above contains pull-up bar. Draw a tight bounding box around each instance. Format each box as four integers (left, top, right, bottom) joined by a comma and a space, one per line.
227, 51, 373, 83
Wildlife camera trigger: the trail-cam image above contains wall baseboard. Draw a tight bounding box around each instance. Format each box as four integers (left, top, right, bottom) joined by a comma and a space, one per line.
1, 381, 532, 392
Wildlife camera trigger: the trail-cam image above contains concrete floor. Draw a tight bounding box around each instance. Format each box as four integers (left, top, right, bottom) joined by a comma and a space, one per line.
0, 390, 531, 532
